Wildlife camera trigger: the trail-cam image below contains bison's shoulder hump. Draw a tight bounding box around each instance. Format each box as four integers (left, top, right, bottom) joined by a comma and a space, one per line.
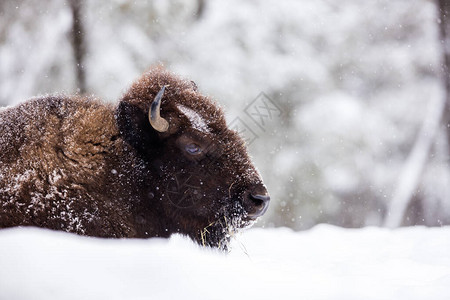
0, 95, 118, 166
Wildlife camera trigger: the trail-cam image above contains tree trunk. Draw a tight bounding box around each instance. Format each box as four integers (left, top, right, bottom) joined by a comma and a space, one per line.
439, 0, 450, 145
384, 0, 450, 228
69, 0, 86, 94
194, 0, 206, 20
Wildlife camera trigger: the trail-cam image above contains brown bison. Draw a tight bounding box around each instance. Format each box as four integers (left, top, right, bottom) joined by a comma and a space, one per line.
0, 68, 269, 250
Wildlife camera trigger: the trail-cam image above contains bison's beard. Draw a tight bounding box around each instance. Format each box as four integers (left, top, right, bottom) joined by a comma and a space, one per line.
200, 201, 254, 252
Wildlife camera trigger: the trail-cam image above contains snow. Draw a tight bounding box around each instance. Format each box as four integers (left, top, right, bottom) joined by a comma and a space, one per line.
0, 225, 449, 300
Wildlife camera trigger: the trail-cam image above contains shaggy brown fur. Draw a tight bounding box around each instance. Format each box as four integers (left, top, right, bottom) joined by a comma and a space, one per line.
0, 68, 269, 250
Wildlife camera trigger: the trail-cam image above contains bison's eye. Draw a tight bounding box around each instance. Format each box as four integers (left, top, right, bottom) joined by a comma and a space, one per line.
185, 143, 202, 155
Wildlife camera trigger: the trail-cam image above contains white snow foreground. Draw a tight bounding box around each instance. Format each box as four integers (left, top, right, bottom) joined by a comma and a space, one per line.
0, 225, 449, 300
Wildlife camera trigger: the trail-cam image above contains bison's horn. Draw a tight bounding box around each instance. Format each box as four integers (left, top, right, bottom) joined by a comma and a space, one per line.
149, 85, 169, 132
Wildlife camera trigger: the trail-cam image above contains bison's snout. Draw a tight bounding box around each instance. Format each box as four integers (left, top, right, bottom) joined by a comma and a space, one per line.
244, 187, 270, 220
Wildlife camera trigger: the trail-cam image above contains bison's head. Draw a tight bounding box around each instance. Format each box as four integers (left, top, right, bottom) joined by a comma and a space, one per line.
117, 68, 269, 250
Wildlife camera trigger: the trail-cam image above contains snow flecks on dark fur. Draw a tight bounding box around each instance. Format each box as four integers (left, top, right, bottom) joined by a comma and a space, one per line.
200, 201, 254, 252
0, 68, 268, 250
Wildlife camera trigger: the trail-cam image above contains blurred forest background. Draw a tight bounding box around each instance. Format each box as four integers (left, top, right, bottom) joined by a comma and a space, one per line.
1, 0, 450, 230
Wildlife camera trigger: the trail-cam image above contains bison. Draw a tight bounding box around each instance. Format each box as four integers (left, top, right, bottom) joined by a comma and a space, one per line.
0, 68, 269, 250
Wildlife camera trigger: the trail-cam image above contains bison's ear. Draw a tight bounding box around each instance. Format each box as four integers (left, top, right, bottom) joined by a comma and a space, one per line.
116, 101, 161, 154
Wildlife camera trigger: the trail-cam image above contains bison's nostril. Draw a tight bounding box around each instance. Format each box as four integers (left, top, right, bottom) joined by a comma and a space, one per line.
249, 193, 270, 207
246, 193, 270, 220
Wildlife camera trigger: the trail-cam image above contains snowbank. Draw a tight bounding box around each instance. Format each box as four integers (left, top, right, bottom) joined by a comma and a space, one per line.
0, 225, 449, 300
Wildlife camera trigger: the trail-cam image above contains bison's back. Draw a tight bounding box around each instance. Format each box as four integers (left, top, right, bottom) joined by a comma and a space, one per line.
0, 96, 131, 236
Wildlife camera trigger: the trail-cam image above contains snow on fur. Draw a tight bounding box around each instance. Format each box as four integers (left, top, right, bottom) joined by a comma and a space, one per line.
177, 104, 210, 133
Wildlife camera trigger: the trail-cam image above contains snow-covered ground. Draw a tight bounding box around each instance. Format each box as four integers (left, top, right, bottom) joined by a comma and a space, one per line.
0, 225, 449, 300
